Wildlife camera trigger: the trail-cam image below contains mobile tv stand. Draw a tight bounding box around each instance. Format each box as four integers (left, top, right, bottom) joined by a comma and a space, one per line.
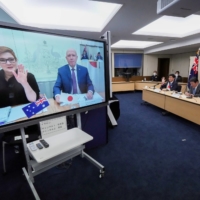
20, 115, 105, 200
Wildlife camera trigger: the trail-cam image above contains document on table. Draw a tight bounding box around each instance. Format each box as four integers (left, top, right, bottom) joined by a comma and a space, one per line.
0, 106, 11, 125
59, 92, 104, 107
0, 104, 48, 124
154, 88, 161, 93
78, 93, 104, 107
171, 93, 180, 98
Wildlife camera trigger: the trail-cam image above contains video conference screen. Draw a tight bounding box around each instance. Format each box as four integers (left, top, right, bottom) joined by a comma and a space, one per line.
114, 53, 143, 68
0, 26, 107, 128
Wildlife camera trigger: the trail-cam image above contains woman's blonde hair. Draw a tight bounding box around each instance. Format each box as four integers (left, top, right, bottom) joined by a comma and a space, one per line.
0, 46, 17, 61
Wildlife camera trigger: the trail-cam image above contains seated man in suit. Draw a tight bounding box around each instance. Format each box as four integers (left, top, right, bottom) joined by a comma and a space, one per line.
151, 71, 159, 81
53, 49, 94, 103
96, 52, 103, 61
175, 71, 182, 82
185, 77, 200, 97
160, 74, 179, 91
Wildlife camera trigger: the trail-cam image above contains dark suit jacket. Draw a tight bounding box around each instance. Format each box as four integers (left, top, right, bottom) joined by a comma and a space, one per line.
160, 81, 179, 91
96, 55, 103, 61
189, 83, 200, 97
0, 70, 40, 108
175, 75, 182, 82
151, 75, 159, 81
81, 54, 89, 60
53, 64, 94, 97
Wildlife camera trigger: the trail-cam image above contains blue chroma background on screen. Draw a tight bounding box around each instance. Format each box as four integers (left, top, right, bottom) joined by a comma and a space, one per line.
114, 53, 143, 68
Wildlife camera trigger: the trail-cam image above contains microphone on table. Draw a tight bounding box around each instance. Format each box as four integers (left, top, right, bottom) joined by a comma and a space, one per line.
153, 83, 159, 89
193, 97, 197, 102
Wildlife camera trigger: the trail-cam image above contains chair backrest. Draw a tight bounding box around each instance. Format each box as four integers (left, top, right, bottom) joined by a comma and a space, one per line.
177, 85, 182, 92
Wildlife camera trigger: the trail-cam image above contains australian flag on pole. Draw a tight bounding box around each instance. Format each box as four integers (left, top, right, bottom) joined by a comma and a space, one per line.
188, 50, 199, 89
22, 96, 49, 118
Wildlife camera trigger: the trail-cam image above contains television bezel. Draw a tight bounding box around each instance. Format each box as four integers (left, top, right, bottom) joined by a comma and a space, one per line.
0, 23, 110, 133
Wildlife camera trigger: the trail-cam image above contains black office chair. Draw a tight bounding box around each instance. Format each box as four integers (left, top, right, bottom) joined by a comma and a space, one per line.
177, 85, 182, 92
2, 124, 41, 173
123, 72, 132, 82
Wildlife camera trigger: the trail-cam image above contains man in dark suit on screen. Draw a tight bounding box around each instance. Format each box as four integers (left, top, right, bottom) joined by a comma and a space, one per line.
96, 52, 103, 61
53, 49, 94, 103
160, 74, 179, 91
185, 77, 200, 97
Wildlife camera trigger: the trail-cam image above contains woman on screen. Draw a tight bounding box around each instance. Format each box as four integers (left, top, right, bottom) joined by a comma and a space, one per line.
0, 46, 40, 108
81, 50, 89, 60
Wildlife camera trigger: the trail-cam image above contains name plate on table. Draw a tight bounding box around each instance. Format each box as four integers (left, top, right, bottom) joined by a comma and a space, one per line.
154, 88, 161, 93
172, 93, 180, 98
40, 116, 67, 139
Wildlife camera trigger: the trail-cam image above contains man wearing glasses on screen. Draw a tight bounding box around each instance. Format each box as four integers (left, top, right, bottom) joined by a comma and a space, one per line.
53, 49, 94, 103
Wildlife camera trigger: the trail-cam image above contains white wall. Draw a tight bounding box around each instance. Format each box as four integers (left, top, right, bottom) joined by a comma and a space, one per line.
135, 52, 196, 77
143, 54, 171, 76
169, 52, 196, 77
0, 8, 17, 24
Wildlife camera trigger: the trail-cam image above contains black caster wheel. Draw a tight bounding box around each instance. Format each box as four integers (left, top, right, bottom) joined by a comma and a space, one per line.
3, 172, 7, 176
99, 173, 105, 178
162, 111, 169, 116
99, 169, 105, 178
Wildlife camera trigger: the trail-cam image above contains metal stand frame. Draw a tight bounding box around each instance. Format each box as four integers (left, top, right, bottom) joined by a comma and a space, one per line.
100, 31, 118, 126
107, 104, 118, 126
21, 113, 105, 200
2, 141, 7, 173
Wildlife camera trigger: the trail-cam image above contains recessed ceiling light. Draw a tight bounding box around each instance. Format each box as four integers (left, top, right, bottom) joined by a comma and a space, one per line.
133, 15, 200, 38
111, 40, 163, 49
0, 0, 122, 32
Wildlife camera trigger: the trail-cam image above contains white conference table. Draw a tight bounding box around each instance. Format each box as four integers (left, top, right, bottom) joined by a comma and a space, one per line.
112, 81, 187, 93
142, 88, 200, 125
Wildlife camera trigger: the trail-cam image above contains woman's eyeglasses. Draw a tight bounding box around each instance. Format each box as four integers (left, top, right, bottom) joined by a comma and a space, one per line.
0, 58, 16, 64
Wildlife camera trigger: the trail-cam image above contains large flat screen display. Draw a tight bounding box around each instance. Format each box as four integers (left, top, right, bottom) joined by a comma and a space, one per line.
114, 53, 143, 68
0, 25, 108, 130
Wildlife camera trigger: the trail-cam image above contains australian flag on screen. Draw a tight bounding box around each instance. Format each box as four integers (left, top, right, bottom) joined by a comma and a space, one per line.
188, 50, 199, 89
22, 96, 49, 118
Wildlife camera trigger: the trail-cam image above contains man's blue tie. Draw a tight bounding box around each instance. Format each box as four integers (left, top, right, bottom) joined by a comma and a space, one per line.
71, 68, 77, 94
193, 88, 196, 95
